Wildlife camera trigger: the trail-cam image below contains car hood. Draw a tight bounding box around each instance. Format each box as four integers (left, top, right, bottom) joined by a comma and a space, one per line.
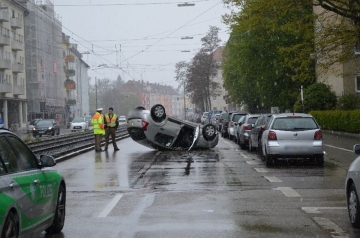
71, 122, 86, 125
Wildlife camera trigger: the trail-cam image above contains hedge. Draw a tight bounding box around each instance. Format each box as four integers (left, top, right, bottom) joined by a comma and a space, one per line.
310, 110, 360, 133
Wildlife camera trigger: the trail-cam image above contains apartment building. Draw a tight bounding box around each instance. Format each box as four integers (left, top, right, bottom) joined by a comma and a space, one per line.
0, 0, 27, 129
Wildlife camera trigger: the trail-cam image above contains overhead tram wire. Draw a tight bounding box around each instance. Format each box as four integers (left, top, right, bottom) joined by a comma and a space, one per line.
54, 0, 213, 7
120, 1, 222, 64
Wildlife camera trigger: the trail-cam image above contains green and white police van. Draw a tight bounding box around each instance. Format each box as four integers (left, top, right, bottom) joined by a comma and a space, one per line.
0, 129, 66, 237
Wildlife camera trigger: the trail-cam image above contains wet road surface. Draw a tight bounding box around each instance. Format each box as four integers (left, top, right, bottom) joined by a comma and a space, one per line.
38, 132, 360, 238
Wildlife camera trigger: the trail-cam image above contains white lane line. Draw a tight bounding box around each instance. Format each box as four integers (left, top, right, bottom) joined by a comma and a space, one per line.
246, 160, 258, 165
302, 207, 347, 214
313, 217, 349, 238
240, 153, 251, 159
254, 168, 268, 173
324, 144, 352, 153
155, 151, 161, 156
264, 176, 282, 182
277, 187, 301, 197
98, 194, 123, 218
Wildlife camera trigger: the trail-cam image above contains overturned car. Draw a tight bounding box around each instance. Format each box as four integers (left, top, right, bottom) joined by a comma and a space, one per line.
127, 104, 219, 150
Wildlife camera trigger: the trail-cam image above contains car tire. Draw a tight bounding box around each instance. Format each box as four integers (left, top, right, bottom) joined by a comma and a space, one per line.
316, 155, 324, 166
202, 124, 216, 141
150, 104, 166, 123
264, 149, 273, 166
1, 212, 19, 238
348, 183, 360, 228
46, 184, 66, 234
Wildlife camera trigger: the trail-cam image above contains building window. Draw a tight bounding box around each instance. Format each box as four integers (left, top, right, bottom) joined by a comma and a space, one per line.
356, 75, 360, 92
212, 96, 216, 100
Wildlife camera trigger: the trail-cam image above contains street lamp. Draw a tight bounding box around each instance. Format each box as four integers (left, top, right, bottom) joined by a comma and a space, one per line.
178, 2, 195, 7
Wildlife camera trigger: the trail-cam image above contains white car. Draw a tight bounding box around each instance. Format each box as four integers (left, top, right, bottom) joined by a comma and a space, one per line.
119, 115, 126, 122
70, 117, 89, 132
346, 144, 360, 227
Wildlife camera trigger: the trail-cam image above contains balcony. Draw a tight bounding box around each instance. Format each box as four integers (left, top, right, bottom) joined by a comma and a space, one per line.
66, 69, 75, 77
12, 62, 24, 73
11, 40, 23, 51
0, 59, 11, 69
0, 83, 11, 93
0, 34, 10, 46
0, 11, 9, 22
10, 17, 22, 29
13, 85, 24, 95
64, 55, 74, 62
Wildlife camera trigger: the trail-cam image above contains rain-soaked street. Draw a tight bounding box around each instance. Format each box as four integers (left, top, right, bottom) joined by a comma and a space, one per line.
39, 133, 360, 238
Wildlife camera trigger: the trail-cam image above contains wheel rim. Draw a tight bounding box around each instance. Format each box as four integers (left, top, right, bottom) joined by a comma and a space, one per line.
206, 126, 215, 137
154, 106, 164, 118
4, 217, 16, 238
349, 190, 358, 222
57, 189, 66, 227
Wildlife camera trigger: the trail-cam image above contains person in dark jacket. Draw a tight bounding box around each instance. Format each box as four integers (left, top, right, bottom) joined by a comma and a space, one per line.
104, 107, 120, 151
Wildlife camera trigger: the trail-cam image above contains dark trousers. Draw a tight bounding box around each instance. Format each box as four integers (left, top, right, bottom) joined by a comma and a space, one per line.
94, 134, 102, 151
105, 127, 118, 149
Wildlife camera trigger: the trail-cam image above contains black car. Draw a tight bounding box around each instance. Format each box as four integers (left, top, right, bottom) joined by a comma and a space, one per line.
248, 113, 273, 153
33, 119, 60, 137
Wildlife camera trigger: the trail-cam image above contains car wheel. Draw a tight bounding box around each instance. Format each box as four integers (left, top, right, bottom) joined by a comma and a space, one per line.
202, 124, 216, 141
316, 155, 324, 166
348, 183, 360, 228
264, 149, 273, 166
46, 184, 66, 233
1, 212, 19, 238
150, 104, 166, 122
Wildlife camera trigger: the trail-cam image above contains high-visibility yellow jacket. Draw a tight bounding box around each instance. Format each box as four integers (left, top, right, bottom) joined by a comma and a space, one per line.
105, 113, 118, 128
91, 112, 105, 135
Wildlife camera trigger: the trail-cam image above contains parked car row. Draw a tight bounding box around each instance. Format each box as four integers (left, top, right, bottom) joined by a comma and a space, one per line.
220, 112, 325, 167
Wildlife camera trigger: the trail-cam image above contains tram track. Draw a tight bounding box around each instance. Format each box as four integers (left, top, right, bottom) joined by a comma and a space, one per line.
26, 125, 130, 162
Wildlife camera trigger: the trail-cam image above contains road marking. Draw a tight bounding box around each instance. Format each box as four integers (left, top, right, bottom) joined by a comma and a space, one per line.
98, 194, 123, 218
313, 217, 349, 238
155, 151, 161, 156
324, 144, 352, 153
246, 160, 258, 165
240, 152, 251, 159
264, 176, 282, 182
254, 168, 268, 172
277, 187, 301, 197
302, 207, 347, 214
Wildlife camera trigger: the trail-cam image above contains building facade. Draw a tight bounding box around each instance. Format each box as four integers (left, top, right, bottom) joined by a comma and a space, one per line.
0, 0, 27, 129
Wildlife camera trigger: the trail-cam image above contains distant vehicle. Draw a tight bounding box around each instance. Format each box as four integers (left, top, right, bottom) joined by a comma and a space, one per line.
200, 112, 209, 125
84, 115, 92, 126
0, 129, 66, 237
27, 118, 42, 134
70, 117, 89, 132
248, 114, 273, 153
237, 114, 260, 149
118, 115, 127, 122
228, 112, 248, 140
260, 113, 324, 166
127, 104, 218, 151
346, 144, 360, 227
33, 119, 60, 137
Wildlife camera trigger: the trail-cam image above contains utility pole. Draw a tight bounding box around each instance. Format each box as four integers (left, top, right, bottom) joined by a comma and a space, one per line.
95, 77, 98, 109
183, 82, 186, 120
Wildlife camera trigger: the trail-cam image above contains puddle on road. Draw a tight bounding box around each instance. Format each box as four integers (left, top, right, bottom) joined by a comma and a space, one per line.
242, 224, 285, 233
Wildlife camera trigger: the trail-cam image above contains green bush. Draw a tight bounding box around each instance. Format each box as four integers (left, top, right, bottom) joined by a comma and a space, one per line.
310, 110, 360, 133
337, 93, 360, 110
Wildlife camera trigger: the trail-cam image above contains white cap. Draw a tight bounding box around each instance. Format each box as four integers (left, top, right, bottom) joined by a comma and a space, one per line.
96, 108, 103, 111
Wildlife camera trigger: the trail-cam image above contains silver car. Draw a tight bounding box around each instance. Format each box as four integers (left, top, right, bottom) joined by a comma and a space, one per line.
345, 144, 360, 227
127, 104, 219, 150
260, 113, 324, 166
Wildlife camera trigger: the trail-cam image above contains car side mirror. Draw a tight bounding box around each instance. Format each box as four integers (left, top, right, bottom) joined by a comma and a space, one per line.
40, 155, 56, 167
234, 122, 238, 126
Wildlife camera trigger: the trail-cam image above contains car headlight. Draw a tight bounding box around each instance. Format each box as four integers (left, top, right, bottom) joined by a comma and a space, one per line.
48, 127, 53, 130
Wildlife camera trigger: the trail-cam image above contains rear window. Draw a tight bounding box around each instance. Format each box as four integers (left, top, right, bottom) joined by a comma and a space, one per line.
232, 114, 242, 122
272, 117, 318, 130
247, 117, 258, 124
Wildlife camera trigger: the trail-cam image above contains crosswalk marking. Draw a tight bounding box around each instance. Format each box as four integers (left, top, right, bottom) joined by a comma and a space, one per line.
277, 187, 301, 197
98, 194, 123, 217
254, 168, 268, 172
264, 176, 282, 182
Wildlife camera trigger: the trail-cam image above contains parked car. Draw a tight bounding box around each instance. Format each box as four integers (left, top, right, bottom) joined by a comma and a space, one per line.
0, 128, 66, 237
227, 112, 248, 140
200, 112, 209, 125
346, 144, 360, 227
70, 117, 89, 132
220, 111, 238, 138
248, 114, 273, 153
234, 115, 246, 144
237, 114, 260, 149
27, 118, 42, 134
211, 113, 220, 128
260, 113, 324, 166
84, 115, 92, 126
119, 115, 127, 122
127, 104, 218, 150
33, 119, 60, 137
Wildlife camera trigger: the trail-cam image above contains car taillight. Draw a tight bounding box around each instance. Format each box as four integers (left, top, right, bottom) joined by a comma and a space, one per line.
244, 125, 251, 130
142, 120, 149, 131
268, 131, 277, 140
314, 130, 322, 140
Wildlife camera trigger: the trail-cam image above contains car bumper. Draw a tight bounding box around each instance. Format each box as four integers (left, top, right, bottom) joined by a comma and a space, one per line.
266, 141, 324, 157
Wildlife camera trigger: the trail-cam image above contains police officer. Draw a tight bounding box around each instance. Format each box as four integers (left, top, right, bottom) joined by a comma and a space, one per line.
104, 107, 120, 151
91, 108, 105, 152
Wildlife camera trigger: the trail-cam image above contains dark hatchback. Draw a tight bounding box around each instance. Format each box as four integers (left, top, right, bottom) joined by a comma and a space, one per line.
32, 119, 60, 137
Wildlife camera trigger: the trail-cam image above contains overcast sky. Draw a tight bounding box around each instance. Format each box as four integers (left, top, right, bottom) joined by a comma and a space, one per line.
53, 0, 231, 88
